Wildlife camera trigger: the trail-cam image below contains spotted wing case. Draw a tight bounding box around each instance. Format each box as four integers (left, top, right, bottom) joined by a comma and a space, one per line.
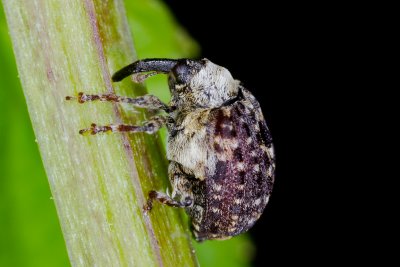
188, 87, 275, 241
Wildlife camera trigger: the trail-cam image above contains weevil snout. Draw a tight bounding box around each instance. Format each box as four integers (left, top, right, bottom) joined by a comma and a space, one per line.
111, 58, 179, 82
111, 58, 207, 85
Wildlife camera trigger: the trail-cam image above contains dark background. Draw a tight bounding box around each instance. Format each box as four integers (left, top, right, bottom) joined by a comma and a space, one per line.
163, 1, 369, 265
0, 1, 385, 266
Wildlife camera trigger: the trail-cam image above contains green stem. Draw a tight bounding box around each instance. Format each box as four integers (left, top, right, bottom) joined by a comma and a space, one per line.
2, 0, 198, 266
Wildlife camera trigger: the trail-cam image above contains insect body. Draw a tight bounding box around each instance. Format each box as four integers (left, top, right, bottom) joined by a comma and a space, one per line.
68, 58, 275, 241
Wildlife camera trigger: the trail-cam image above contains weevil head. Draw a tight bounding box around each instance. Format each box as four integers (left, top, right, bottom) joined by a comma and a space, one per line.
112, 58, 240, 112
168, 59, 240, 111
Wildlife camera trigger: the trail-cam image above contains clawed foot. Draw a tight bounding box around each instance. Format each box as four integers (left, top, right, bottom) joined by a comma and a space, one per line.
66, 92, 118, 103
143, 190, 157, 213
143, 201, 153, 213
79, 123, 114, 135
143, 190, 193, 213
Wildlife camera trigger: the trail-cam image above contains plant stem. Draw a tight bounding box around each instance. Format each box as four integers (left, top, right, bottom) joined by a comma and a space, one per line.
2, 0, 198, 266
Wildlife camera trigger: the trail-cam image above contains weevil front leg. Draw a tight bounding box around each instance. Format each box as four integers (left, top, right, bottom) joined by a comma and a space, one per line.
66, 92, 172, 112
79, 116, 167, 135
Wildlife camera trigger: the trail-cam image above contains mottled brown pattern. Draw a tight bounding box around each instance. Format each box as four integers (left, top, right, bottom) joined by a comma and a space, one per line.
184, 88, 275, 241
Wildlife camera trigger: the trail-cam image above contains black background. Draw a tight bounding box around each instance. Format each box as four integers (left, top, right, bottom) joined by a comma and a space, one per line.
162, 1, 375, 266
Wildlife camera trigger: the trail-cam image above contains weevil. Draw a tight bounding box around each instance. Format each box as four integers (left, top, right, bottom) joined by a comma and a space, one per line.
67, 58, 275, 241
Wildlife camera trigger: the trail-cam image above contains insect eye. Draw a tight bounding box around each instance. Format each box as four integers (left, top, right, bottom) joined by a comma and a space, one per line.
172, 60, 204, 85
172, 62, 191, 85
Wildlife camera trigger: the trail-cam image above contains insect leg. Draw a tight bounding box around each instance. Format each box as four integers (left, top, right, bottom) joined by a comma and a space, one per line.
66, 93, 171, 112
79, 116, 167, 135
144, 190, 192, 211
144, 162, 195, 211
